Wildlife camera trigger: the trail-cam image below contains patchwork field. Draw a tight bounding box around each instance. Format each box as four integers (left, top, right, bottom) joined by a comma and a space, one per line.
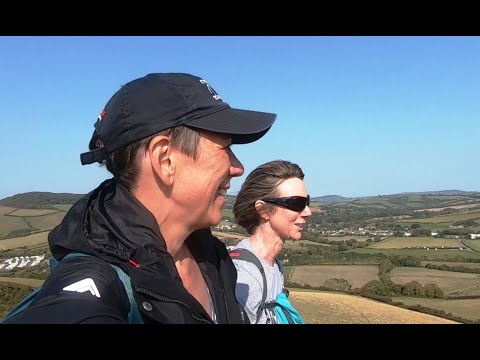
392, 296, 480, 322
289, 290, 457, 324
0, 206, 67, 240
0, 206, 17, 216
291, 265, 379, 289
390, 267, 480, 297
26, 212, 66, 231
368, 236, 460, 250
349, 248, 480, 261
398, 210, 480, 224
0, 216, 27, 238
8, 209, 60, 217
0, 231, 50, 250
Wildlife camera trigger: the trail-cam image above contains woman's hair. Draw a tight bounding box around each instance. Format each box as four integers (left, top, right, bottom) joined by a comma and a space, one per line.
233, 160, 305, 235
89, 125, 201, 190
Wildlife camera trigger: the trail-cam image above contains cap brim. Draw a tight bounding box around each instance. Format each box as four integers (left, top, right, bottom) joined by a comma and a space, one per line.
185, 107, 276, 144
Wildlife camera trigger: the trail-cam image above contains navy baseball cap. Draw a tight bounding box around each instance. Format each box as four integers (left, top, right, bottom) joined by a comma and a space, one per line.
80, 73, 277, 165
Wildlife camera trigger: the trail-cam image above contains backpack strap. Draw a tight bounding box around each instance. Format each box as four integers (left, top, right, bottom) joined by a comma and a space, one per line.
3, 252, 143, 324
61, 252, 142, 324
229, 248, 267, 324
109, 263, 143, 324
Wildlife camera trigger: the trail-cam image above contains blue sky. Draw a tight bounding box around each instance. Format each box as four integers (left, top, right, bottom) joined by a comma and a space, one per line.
1, 36, 479, 199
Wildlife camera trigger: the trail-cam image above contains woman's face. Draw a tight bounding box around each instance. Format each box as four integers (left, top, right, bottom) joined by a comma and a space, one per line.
266, 177, 312, 241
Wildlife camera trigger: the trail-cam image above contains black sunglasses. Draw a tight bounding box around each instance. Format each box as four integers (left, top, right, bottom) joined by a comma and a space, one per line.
262, 195, 310, 212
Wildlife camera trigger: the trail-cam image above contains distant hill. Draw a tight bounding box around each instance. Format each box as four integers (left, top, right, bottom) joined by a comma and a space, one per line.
397, 190, 480, 196
312, 195, 355, 204
0, 192, 84, 209
1, 190, 478, 209
312, 190, 480, 205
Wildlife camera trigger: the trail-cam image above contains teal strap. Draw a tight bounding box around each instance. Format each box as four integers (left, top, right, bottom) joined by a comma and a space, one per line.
60, 252, 143, 323
110, 264, 143, 324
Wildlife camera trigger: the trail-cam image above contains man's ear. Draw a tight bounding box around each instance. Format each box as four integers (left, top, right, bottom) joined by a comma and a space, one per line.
255, 200, 269, 221
149, 135, 174, 186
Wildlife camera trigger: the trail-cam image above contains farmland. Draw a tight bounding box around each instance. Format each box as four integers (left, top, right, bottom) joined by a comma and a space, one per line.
289, 290, 457, 324
391, 296, 480, 322
291, 265, 379, 289
2, 190, 480, 323
0, 231, 51, 250
390, 267, 480, 297
367, 236, 460, 250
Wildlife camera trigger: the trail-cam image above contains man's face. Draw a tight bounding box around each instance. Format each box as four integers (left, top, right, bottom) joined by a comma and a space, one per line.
173, 131, 244, 230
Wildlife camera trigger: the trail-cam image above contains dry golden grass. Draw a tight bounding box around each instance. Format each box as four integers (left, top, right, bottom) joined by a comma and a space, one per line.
0, 277, 44, 288
289, 290, 458, 324
292, 265, 379, 289
0, 206, 17, 215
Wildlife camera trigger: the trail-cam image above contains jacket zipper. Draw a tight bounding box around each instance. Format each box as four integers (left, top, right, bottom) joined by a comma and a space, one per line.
216, 271, 231, 323
136, 287, 213, 324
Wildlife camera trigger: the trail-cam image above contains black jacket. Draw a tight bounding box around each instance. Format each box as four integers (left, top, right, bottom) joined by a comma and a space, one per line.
5, 179, 247, 324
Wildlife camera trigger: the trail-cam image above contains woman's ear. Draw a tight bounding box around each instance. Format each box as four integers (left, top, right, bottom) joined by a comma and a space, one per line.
255, 200, 270, 221
149, 135, 174, 186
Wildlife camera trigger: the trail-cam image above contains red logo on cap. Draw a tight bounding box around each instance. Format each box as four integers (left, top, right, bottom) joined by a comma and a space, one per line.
97, 109, 106, 121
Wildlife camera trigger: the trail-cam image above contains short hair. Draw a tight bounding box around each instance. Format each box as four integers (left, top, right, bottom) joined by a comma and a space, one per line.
233, 160, 305, 235
89, 125, 201, 190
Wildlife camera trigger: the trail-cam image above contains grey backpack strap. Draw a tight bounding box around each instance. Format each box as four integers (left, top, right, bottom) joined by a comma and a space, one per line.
229, 248, 267, 324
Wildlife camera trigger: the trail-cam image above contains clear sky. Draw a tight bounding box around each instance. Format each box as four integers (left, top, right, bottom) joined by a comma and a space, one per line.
1, 36, 479, 200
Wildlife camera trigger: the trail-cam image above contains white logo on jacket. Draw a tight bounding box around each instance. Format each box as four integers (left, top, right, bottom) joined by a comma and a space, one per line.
63, 278, 101, 298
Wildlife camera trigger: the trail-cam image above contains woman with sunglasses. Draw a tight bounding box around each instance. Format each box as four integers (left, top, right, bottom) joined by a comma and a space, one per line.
230, 160, 311, 324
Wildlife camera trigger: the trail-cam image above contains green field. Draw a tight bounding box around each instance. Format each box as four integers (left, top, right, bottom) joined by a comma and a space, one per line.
368, 236, 460, 250
52, 204, 73, 211
390, 267, 480, 297
0, 207, 67, 240
392, 296, 480, 322
464, 240, 480, 251
348, 248, 480, 260
0, 216, 27, 238
399, 210, 480, 224
291, 264, 379, 289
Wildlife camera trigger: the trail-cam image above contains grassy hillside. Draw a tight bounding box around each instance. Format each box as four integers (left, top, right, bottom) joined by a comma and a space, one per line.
0, 192, 83, 209
289, 289, 458, 324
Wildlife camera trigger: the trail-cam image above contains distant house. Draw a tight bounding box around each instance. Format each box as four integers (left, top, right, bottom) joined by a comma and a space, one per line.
470, 234, 480, 239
